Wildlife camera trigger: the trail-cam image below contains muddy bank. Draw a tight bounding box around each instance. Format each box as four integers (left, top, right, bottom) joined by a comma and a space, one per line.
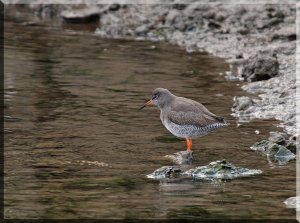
7, 3, 297, 147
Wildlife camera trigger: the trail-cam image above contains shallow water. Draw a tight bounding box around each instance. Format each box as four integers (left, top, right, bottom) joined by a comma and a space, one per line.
4, 13, 295, 220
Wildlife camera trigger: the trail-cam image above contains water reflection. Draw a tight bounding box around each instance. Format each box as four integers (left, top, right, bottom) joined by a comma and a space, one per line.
4, 13, 295, 220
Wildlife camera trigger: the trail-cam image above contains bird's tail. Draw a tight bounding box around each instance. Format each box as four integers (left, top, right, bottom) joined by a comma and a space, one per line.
216, 116, 229, 126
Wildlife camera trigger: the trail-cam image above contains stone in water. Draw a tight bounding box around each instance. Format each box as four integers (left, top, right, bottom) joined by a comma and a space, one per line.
184, 160, 262, 180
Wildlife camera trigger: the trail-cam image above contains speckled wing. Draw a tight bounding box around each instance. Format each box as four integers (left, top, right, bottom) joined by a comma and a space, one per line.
167, 97, 226, 128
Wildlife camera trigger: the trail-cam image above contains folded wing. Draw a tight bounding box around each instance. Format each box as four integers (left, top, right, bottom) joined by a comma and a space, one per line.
167, 97, 226, 128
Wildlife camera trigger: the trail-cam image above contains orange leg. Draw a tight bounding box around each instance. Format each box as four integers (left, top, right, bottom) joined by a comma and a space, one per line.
185, 138, 193, 151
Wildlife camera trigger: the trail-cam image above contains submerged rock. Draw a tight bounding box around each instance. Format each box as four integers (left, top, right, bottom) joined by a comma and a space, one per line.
165, 151, 193, 165
250, 140, 296, 165
184, 160, 262, 180
146, 166, 182, 179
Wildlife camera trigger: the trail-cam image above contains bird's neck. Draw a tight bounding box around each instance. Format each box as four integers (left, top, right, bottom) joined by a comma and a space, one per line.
158, 94, 175, 110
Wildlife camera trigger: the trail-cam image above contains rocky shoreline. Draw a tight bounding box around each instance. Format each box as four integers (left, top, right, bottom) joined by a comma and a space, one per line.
8, 2, 297, 151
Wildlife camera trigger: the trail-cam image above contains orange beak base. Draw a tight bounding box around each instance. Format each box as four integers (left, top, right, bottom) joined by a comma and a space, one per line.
139, 99, 153, 110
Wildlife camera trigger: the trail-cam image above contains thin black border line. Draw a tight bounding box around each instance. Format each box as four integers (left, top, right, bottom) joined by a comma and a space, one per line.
2, 219, 300, 223
2, 2, 298, 223
1, 1, 4, 221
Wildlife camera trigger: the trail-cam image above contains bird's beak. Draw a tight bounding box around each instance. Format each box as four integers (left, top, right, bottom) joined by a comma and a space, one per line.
139, 99, 153, 110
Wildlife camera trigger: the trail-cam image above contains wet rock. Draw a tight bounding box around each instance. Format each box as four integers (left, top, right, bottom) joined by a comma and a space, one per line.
165, 9, 181, 25
202, 10, 215, 20
229, 58, 248, 78
232, 96, 254, 111
263, 17, 284, 29
286, 135, 297, 153
268, 131, 288, 145
61, 6, 104, 23
109, 4, 121, 12
236, 27, 250, 35
271, 26, 296, 41
184, 160, 262, 180
251, 140, 271, 154
208, 20, 221, 29
165, 151, 193, 165
241, 52, 279, 82
224, 71, 244, 81
273, 45, 295, 56
183, 4, 203, 18
135, 24, 151, 36
147, 160, 262, 180
274, 146, 296, 164
265, 5, 285, 20
146, 166, 182, 179
215, 12, 228, 22
268, 132, 296, 154
175, 20, 188, 31
284, 197, 300, 208
173, 4, 187, 11
31, 4, 64, 18
250, 140, 296, 165
235, 54, 243, 59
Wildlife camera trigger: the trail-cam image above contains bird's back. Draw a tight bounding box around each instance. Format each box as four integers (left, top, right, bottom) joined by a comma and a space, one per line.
169, 97, 226, 126
160, 96, 227, 138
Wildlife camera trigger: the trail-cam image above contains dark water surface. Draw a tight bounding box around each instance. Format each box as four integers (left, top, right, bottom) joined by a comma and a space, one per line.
4, 13, 295, 220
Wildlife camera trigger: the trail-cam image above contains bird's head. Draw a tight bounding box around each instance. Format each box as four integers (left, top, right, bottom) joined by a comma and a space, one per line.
139, 88, 175, 110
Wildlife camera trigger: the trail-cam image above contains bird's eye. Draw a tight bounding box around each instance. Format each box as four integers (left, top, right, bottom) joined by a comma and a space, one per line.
152, 94, 158, 100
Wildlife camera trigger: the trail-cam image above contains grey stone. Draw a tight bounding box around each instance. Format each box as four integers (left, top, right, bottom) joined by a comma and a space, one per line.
146, 166, 182, 179
250, 140, 296, 165
286, 135, 297, 154
284, 197, 300, 208
173, 4, 187, 11
135, 24, 150, 35
61, 6, 102, 23
109, 4, 121, 11
165, 9, 181, 25
241, 52, 279, 82
184, 160, 262, 180
268, 131, 288, 145
147, 160, 263, 180
271, 26, 296, 41
232, 96, 254, 111
250, 140, 270, 154
32, 4, 63, 18
274, 146, 296, 165
236, 27, 250, 35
